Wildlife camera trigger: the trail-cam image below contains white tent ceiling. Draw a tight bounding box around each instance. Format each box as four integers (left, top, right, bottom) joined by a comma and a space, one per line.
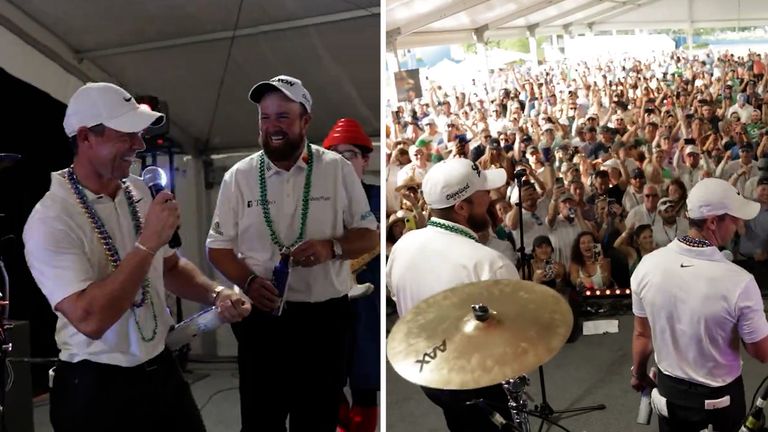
387, 0, 768, 50
0, 0, 380, 155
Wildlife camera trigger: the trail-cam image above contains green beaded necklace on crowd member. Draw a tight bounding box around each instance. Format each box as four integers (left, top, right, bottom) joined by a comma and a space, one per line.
257, 142, 314, 251
63, 167, 158, 342
427, 219, 478, 242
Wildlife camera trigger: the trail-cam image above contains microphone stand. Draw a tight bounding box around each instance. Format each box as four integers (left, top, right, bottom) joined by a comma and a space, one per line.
513, 171, 606, 432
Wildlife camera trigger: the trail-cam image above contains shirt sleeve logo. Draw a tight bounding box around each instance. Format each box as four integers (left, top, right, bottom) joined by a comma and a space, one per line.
211, 221, 224, 236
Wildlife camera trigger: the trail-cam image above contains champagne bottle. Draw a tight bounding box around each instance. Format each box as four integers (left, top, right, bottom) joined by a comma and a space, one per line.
272, 249, 291, 316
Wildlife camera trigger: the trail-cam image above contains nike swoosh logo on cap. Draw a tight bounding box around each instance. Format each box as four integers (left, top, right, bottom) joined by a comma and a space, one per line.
680, 263, 694, 268
123, 96, 132, 102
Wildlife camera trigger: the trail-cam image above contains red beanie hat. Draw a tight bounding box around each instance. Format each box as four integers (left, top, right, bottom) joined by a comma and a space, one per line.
322, 118, 373, 154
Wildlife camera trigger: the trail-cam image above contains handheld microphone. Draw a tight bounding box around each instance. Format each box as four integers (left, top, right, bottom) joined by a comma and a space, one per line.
141, 166, 182, 249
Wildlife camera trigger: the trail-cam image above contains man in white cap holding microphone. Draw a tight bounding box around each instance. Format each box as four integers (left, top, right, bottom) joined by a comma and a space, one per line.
630, 178, 768, 432
23, 82, 251, 431
206, 75, 378, 431
387, 158, 519, 431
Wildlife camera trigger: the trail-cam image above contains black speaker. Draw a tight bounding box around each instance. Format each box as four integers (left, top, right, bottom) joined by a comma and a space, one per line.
4, 320, 34, 432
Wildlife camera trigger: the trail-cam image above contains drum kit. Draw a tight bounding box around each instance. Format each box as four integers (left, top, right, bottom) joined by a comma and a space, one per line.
387, 279, 605, 432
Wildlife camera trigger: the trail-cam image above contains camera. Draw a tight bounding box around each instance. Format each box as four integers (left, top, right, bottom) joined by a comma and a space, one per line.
513, 168, 528, 180
644, 107, 654, 114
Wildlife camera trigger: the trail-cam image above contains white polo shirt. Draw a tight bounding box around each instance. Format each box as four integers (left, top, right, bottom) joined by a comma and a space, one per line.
622, 187, 644, 212
387, 218, 520, 317
23, 171, 175, 366
651, 217, 689, 248
549, 216, 584, 266
625, 204, 656, 228
632, 240, 768, 386
511, 198, 551, 253
720, 161, 759, 195
206, 144, 377, 303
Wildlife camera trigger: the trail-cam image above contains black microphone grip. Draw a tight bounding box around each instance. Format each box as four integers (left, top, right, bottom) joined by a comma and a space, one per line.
147, 184, 182, 249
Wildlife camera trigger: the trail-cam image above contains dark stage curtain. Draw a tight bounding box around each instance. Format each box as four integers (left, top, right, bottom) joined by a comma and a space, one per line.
0, 68, 73, 395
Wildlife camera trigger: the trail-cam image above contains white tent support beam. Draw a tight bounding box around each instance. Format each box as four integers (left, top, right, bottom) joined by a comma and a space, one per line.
527, 25, 539, 66
389, 0, 489, 37
578, 4, 635, 26
587, 17, 768, 32
686, 0, 693, 49
595, 0, 663, 24
82, 7, 380, 59
0, 0, 201, 155
0, 0, 112, 83
538, 0, 606, 27
487, 0, 566, 30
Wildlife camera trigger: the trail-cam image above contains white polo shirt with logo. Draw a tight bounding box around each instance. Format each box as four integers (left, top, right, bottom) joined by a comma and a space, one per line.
387, 218, 520, 317
23, 171, 175, 366
206, 144, 378, 303
631, 240, 768, 386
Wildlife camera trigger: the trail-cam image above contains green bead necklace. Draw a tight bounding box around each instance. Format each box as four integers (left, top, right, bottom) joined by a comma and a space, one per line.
427, 219, 478, 242
258, 142, 314, 250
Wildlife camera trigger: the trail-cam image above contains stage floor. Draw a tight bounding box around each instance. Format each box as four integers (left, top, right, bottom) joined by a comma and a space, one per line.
386, 311, 768, 432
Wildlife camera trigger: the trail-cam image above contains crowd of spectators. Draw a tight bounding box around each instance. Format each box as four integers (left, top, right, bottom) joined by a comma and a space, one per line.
385, 48, 768, 296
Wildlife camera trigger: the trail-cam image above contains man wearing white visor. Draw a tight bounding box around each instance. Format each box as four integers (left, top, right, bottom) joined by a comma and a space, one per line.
387, 158, 519, 432
24, 82, 250, 431
630, 178, 768, 432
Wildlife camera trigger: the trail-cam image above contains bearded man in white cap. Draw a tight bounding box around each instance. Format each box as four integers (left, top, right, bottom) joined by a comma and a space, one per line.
387, 158, 519, 432
23, 82, 251, 431
630, 178, 768, 432
206, 75, 378, 432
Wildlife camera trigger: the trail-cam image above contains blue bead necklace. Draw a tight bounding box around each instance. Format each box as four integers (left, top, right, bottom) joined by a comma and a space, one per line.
64, 168, 158, 342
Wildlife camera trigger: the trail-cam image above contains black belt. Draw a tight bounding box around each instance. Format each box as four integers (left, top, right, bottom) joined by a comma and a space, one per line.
56, 348, 174, 375
657, 369, 743, 410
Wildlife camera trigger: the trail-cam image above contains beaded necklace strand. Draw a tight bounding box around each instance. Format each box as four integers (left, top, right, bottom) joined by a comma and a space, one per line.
258, 143, 314, 251
427, 219, 478, 242
64, 168, 158, 342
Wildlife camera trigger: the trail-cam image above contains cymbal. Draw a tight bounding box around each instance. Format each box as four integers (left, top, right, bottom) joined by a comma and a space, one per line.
387, 279, 573, 390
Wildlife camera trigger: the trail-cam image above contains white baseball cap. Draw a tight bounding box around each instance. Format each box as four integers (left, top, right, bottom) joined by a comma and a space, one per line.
542, 123, 555, 132
248, 75, 312, 113
602, 159, 622, 171
687, 178, 760, 220
684, 145, 701, 156
63, 82, 165, 137
422, 158, 507, 209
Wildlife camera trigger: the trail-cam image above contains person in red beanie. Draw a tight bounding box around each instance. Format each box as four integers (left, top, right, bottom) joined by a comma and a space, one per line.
323, 118, 380, 432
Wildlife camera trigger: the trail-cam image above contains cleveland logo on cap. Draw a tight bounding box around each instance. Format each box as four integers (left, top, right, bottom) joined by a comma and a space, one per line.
272, 77, 296, 86
445, 182, 470, 201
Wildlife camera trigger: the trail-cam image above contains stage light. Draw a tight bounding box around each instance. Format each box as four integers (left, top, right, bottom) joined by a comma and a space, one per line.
595, 290, 601, 295
585, 290, 592, 296
625, 289, 631, 294
135, 95, 170, 139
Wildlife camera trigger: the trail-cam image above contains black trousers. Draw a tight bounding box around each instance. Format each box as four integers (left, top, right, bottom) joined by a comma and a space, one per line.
656, 371, 746, 432
421, 384, 511, 432
231, 295, 352, 432
50, 349, 205, 432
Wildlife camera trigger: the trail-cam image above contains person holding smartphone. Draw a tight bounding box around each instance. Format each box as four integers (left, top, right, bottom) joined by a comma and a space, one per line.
569, 231, 611, 291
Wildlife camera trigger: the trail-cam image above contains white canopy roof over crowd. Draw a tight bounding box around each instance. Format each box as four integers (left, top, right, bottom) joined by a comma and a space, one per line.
387, 0, 768, 51
0, 0, 380, 156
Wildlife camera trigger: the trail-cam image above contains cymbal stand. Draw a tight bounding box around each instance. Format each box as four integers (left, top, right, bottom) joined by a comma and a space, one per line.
528, 365, 606, 432
504, 375, 531, 432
